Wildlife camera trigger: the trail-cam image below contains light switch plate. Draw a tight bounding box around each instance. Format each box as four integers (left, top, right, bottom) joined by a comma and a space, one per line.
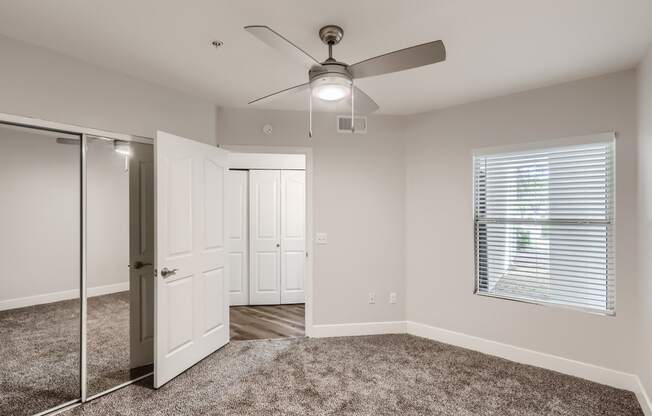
316, 233, 328, 245
389, 292, 397, 304
369, 292, 376, 304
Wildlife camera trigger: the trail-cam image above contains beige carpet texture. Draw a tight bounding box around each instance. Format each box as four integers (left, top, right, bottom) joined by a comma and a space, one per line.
68, 334, 643, 416
0, 292, 150, 416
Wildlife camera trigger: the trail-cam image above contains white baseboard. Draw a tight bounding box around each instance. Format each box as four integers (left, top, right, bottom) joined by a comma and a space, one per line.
87, 282, 129, 297
636, 376, 652, 415
0, 282, 129, 311
309, 320, 407, 338
307, 319, 650, 413
406, 321, 651, 414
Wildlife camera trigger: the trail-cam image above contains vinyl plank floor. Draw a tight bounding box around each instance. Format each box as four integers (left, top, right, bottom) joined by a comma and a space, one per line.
229, 304, 305, 341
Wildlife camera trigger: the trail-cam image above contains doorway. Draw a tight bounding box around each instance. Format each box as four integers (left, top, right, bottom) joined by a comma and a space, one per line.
225, 151, 311, 341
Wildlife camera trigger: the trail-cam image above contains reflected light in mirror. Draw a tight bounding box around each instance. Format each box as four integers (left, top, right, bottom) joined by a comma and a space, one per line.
113, 140, 131, 156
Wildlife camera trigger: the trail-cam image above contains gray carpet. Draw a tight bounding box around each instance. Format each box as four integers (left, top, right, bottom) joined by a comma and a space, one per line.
87, 292, 151, 397
0, 291, 150, 416
67, 334, 643, 416
0, 297, 80, 416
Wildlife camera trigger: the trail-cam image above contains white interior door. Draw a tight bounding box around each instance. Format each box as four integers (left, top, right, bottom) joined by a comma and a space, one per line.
226, 170, 248, 306
280, 170, 306, 304
129, 142, 155, 369
249, 170, 281, 305
154, 131, 229, 388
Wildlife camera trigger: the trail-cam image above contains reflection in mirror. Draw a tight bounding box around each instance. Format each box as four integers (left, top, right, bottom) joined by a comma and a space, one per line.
0, 124, 81, 415
86, 138, 154, 397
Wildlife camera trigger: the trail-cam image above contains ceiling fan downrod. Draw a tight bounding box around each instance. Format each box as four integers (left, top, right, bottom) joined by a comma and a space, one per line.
319, 25, 343, 61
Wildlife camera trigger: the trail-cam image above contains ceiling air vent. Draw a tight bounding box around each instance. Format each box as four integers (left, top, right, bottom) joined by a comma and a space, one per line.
337, 116, 367, 134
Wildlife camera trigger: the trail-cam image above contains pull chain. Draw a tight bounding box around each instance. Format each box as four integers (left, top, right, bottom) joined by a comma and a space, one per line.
308, 89, 313, 139
351, 80, 355, 133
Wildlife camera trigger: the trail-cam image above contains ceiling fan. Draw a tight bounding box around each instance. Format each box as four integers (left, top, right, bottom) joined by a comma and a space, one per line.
244, 24, 446, 136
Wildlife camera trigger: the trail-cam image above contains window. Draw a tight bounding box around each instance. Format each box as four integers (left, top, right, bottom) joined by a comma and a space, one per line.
473, 135, 615, 314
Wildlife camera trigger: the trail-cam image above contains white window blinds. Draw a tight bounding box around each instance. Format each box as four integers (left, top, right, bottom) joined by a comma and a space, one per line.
473, 137, 615, 314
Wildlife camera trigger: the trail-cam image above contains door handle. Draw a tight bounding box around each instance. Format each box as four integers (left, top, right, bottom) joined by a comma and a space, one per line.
131, 261, 152, 270
161, 267, 178, 278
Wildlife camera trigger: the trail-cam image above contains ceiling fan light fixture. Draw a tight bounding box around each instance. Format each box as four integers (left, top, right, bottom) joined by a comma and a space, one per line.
311, 76, 351, 102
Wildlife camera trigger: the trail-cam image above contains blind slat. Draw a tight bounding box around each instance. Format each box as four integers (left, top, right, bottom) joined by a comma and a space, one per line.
477, 146, 609, 163
480, 288, 609, 310
478, 266, 614, 286
478, 277, 609, 300
479, 255, 614, 273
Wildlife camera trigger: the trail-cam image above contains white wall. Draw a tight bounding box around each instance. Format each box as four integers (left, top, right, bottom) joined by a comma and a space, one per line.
0, 127, 131, 309
0, 127, 80, 307
218, 109, 406, 325
0, 34, 217, 145
87, 138, 130, 294
404, 70, 639, 374
637, 47, 652, 399
0, 32, 217, 308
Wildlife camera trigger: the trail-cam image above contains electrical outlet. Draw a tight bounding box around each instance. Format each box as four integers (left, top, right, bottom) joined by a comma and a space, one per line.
316, 232, 328, 245
368, 292, 376, 304
389, 292, 397, 304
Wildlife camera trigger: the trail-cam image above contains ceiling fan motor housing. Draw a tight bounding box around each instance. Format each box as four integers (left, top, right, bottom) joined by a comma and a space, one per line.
309, 62, 352, 85
319, 25, 344, 45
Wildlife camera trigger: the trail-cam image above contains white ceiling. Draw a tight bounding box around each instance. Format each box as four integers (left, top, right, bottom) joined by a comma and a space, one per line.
0, 0, 651, 115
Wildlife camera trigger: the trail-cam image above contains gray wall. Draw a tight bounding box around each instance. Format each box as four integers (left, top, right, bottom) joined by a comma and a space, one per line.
0, 127, 80, 305
0, 33, 218, 305
0, 127, 129, 306
637, 47, 652, 397
218, 109, 407, 325
404, 70, 639, 374
87, 139, 130, 295
0, 34, 217, 144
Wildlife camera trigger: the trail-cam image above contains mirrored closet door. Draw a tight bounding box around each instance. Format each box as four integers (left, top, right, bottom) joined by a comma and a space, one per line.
86, 137, 154, 398
0, 120, 155, 416
0, 124, 81, 416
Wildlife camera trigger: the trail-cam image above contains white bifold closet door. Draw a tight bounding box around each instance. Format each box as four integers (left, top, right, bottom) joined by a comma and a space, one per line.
249, 170, 305, 305
226, 170, 249, 306
249, 170, 282, 304
280, 170, 306, 304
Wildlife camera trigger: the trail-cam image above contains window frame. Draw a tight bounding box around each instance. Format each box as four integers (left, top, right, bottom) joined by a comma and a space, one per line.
472, 132, 616, 316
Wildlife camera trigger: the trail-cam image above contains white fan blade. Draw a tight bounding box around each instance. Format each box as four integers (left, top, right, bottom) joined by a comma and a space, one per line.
348, 87, 379, 114
248, 83, 310, 105
245, 25, 320, 69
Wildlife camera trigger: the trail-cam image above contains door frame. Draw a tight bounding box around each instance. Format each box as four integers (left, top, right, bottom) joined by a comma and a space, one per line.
0, 111, 154, 415
221, 145, 315, 337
